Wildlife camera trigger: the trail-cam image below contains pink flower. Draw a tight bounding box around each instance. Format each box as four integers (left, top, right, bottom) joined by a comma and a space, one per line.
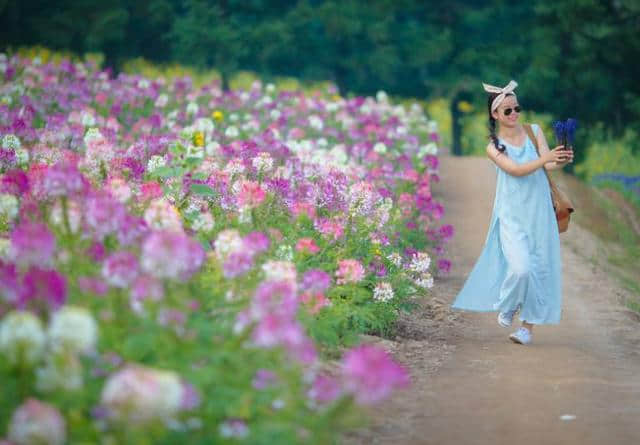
300, 292, 331, 314
10, 222, 56, 268
235, 180, 266, 208
438, 224, 455, 241
141, 231, 205, 281
77, 276, 109, 296
8, 398, 66, 445
314, 218, 344, 241
130, 275, 164, 313
307, 374, 343, 406
84, 192, 127, 241
335, 259, 365, 285
341, 344, 409, 405
296, 238, 320, 254
102, 251, 139, 288
140, 181, 163, 201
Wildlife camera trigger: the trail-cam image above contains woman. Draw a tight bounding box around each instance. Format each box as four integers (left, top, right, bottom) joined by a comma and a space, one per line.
450, 80, 573, 345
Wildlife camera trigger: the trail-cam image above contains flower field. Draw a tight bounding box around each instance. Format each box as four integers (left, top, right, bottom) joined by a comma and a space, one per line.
0, 52, 452, 443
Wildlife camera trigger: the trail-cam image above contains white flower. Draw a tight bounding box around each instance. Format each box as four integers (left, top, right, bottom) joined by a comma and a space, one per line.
2, 134, 21, 150
155, 94, 168, 108
36, 352, 84, 392
252, 152, 274, 173
415, 273, 434, 289
191, 212, 215, 232
275, 244, 294, 261
186, 102, 199, 115
101, 365, 185, 425
83, 127, 103, 146
308, 115, 324, 131
15, 147, 29, 165
373, 282, 395, 302
8, 398, 66, 445
270, 109, 281, 120
0, 193, 19, 220
376, 91, 389, 103
47, 306, 98, 354
146, 155, 166, 174
225, 126, 239, 138
409, 252, 431, 273
213, 229, 243, 260
387, 252, 403, 267
144, 198, 183, 232
0, 311, 46, 367
137, 79, 150, 89
373, 142, 387, 154
205, 141, 221, 156
262, 260, 297, 284
266, 83, 276, 93
81, 111, 96, 127
0, 237, 10, 260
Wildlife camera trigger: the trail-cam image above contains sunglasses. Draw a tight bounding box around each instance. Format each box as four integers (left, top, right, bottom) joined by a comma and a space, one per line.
502, 106, 521, 116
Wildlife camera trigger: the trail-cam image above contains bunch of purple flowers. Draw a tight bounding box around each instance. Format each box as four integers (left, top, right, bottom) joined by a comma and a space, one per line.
552, 118, 579, 149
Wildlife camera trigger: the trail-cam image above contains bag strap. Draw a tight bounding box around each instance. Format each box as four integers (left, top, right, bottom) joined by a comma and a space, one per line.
523, 123, 553, 185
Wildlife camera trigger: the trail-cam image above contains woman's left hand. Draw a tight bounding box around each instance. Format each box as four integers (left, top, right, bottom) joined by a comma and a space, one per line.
559, 146, 574, 164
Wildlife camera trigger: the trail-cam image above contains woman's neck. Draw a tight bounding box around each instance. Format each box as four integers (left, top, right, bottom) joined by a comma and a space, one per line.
498, 123, 522, 139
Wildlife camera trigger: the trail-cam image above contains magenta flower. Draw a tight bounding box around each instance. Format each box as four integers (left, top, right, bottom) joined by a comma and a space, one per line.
437, 258, 452, 275
296, 238, 320, 254
10, 222, 56, 267
252, 369, 278, 390
341, 344, 409, 405
18, 266, 67, 312
0, 169, 29, 195
438, 224, 455, 241
102, 251, 139, 288
84, 192, 127, 241
141, 230, 205, 281
0, 260, 19, 303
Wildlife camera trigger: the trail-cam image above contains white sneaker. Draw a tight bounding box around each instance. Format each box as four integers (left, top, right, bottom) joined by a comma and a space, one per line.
497, 303, 521, 328
509, 327, 532, 345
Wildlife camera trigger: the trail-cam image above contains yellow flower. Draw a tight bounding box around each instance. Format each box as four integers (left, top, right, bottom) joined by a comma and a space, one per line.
457, 100, 473, 113
193, 131, 205, 147
212, 110, 224, 121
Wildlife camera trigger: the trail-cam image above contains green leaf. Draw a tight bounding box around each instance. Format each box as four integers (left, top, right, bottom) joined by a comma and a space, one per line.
190, 183, 216, 196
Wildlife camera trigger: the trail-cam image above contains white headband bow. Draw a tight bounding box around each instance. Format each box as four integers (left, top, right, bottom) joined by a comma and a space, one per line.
483, 80, 518, 112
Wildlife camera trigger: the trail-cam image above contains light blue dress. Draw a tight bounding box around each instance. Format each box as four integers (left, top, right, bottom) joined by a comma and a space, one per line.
451, 124, 563, 324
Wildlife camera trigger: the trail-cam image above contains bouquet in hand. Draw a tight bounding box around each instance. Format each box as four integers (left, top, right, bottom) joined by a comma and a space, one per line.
552, 118, 579, 150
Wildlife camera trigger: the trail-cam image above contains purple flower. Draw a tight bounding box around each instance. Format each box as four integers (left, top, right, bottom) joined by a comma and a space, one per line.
552, 120, 566, 145
243, 231, 270, 255
437, 258, 452, 275
10, 222, 56, 267
141, 231, 205, 281
43, 161, 87, 198
300, 269, 331, 293
18, 266, 67, 312
84, 192, 127, 241
341, 344, 409, 405
102, 251, 139, 288
0, 260, 19, 303
565, 118, 579, 145
252, 369, 279, 390
223, 251, 255, 278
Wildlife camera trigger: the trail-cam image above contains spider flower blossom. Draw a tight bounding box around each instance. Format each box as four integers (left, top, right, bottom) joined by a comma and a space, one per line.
335, 259, 365, 285
373, 282, 395, 302
141, 230, 205, 281
341, 344, 409, 405
100, 365, 196, 425
7, 398, 66, 445
10, 222, 56, 268
102, 251, 139, 288
0, 310, 46, 367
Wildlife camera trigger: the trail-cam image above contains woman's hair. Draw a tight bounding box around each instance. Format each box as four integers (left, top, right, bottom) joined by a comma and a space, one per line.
487, 92, 513, 153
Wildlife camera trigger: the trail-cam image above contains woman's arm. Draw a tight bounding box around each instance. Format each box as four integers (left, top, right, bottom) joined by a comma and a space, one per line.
486, 141, 570, 177
533, 125, 574, 170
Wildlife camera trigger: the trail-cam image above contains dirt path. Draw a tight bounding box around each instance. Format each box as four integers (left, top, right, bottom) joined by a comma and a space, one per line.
345, 150, 640, 445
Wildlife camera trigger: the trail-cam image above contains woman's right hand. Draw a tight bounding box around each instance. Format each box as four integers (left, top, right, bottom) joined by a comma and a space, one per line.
544, 145, 571, 163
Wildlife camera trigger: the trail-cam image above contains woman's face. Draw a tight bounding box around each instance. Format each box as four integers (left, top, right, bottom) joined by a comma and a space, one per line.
492, 95, 520, 128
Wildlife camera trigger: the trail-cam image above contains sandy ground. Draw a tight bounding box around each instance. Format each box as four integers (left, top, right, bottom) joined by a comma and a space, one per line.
343, 150, 640, 445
